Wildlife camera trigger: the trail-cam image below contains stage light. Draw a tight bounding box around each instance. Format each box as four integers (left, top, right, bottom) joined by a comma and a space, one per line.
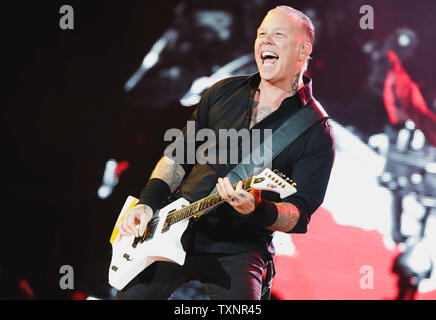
410, 173, 423, 184
102, 159, 118, 184
392, 28, 418, 60
398, 176, 408, 187
398, 33, 411, 47
405, 119, 415, 130
397, 241, 433, 279
124, 29, 179, 92
362, 42, 373, 53
396, 120, 415, 151
395, 27, 418, 49
194, 10, 232, 41
393, 240, 433, 300
180, 94, 201, 107
381, 172, 392, 183
411, 129, 425, 150
368, 133, 389, 155
426, 162, 436, 174
97, 159, 130, 199
142, 52, 159, 69
180, 54, 253, 107
162, 66, 181, 80
388, 180, 398, 190
402, 193, 425, 220
191, 77, 212, 95
97, 185, 111, 199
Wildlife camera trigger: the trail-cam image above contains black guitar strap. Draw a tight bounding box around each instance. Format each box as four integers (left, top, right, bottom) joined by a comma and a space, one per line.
211, 97, 329, 190
206, 97, 329, 300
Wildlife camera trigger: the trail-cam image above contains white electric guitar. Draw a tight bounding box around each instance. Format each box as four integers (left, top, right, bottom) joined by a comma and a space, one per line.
108, 168, 297, 291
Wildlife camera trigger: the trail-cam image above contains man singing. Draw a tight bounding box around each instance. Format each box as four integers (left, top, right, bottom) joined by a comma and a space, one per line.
115, 5, 335, 300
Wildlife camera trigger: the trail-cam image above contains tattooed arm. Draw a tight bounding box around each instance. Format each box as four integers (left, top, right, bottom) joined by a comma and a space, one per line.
217, 178, 301, 233
150, 156, 186, 193
266, 202, 300, 232
116, 156, 185, 239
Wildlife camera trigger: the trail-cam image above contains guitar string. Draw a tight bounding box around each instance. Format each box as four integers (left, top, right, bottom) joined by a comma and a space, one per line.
164, 177, 253, 225
138, 174, 290, 240
138, 176, 269, 241
139, 177, 254, 240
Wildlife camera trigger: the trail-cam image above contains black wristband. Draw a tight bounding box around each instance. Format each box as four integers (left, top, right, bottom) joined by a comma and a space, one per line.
246, 199, 278, 228
138, 178, 171, 212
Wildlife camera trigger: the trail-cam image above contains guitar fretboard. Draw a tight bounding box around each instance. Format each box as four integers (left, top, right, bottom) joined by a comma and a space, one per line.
165, 176, 254, 226
133, 176, 254, 246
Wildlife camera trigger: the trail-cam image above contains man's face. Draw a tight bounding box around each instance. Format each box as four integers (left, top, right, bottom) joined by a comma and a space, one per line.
254, 10, 304, 84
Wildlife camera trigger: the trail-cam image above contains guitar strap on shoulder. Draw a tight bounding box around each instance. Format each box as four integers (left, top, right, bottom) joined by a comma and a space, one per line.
218, 97, 329, 188
226, 98, 328, 300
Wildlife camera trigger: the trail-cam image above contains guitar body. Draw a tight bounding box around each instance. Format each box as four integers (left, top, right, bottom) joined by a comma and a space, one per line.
108, 168, 297, 291
109, 197, 190, 291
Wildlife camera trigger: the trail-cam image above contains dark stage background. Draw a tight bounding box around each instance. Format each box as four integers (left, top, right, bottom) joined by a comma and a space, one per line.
2, 0, 436, 299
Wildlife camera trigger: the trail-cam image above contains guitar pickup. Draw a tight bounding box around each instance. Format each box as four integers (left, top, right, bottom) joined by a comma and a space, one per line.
132, 217, 159, 248
162, 209, 177, 233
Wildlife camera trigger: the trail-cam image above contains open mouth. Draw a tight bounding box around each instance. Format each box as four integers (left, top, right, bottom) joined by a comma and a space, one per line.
261, 51, 279, 66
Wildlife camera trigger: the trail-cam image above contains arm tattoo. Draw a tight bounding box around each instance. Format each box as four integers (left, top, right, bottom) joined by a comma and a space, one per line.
250, 101, 273, 128
150, 156, 185, 193
266, 202, 300, 232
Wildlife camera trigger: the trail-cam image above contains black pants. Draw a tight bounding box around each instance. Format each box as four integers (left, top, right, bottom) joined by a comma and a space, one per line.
115, 252, 268, 300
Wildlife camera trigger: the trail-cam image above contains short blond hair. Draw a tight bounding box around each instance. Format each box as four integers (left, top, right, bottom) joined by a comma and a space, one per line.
270, 5, 315, 45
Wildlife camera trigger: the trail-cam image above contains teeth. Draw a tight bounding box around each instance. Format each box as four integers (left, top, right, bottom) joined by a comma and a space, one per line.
262, 51, 278, 59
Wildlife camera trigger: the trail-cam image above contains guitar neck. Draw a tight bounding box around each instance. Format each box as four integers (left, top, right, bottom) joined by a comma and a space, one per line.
165, 176, 254, 227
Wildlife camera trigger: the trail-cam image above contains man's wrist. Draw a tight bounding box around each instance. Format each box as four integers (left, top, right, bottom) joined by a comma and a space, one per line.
138, 178, 171, 212
136, 204, 153, 218
245, 199, 278, 228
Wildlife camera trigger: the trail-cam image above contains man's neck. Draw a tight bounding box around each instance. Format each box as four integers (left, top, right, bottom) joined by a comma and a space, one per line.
258, 71, 304, 99
250, 72, 304, 129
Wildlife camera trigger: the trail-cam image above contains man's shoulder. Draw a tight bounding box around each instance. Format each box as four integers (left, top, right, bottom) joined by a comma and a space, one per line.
301, 94, 333, 143
305, 116, 335, 153
205, 74, 254, 97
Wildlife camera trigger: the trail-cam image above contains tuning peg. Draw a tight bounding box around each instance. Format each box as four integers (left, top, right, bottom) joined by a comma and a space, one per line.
273, 169, 284, 178
284, 177, 297, 187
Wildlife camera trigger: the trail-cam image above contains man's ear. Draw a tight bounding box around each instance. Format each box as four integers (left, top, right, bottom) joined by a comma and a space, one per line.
299, 41, 312, 61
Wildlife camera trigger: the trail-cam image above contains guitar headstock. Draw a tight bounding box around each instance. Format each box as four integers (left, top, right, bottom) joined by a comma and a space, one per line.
251, 168, 297, 198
